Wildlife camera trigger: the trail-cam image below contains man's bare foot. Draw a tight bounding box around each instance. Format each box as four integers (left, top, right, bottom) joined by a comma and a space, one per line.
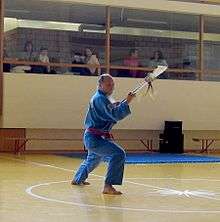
71, 180, 90, 186
102, 184, 122, 195
82, 181, 90, 185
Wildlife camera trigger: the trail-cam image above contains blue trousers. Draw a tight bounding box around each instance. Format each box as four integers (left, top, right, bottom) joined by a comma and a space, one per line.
73, 132, 126, 185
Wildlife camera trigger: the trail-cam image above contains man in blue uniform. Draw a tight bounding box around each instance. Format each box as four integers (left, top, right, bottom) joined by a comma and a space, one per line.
72, 74, 135, 195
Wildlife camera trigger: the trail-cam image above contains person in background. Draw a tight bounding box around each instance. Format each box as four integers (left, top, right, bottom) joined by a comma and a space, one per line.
21, 41, 36, 61
71, 52, 87, 75
49, 57, 59, 74
3, 40, 11, 72
38, 47, 50, 73
30, 47, 50, 74
123, 49, 140, 78
149, 50, 168, 79
149, 50, 168, 68
84, 48, 101, 76
3, 44, 11, 72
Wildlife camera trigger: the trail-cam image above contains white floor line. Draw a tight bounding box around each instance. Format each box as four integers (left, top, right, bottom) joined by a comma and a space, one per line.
2, 155, 220, 196
25, 180, 220, 214
2, 155, 220, 214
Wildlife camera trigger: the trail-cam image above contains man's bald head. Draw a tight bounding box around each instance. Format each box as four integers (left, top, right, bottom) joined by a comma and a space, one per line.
98, 74, 113, 85
98, 74, 115, 96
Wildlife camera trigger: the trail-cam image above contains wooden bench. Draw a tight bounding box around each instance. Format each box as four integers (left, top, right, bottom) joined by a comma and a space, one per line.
4, 137, 154, 155
4, 137, 28, 154
192, 138, 220, 152
4, 138, 84, 154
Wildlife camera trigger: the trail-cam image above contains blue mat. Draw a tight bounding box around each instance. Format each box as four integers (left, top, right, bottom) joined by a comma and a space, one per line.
58, 152, 220, 164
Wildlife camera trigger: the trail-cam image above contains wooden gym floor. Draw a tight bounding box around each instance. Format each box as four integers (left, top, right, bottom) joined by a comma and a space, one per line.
1, 153, 220, 222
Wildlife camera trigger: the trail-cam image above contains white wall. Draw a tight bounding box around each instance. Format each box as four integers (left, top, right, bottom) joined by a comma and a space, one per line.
2, 73, 220, 130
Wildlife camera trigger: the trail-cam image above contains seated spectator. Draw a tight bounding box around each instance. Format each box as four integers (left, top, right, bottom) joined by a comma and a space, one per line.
49, 57, 59, 74
20, 41, 36, 61
149, 50, 168, 79
3, 45, 11, 72
84, 48, 101, 76
123, 49, 140, 78
31, 47, 50, 74
71, 52, 87, 75
117, 69, 130, 78
149, 50, 168, 68
12, 41, 36, 73
182, 59, 196, 80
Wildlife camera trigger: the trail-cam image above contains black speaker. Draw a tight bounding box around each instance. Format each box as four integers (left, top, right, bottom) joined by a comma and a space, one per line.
164, 121, 182, 135
159, 121, 184, 153
159, 133, 184, 153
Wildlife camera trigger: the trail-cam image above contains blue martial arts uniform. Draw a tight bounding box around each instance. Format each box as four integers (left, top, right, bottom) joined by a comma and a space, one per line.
73, 89, 131, 185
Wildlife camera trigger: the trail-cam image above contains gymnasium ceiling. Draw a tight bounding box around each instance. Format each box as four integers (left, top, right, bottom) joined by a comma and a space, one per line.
4, 0, 220, 33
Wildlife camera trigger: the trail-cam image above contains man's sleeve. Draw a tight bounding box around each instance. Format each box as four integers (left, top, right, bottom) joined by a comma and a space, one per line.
93, 96, 131, 123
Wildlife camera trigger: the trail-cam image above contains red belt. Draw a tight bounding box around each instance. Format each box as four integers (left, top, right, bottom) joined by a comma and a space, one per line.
86, 128, 114, 139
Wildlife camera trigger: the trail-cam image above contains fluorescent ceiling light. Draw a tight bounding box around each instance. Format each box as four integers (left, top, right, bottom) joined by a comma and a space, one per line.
18, 19, 81, 31
5, 9, 31, 14
83, 29, 105, 33
5, 17, 106, 33
79, 24, 105, 30
127, 18, 167, 25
